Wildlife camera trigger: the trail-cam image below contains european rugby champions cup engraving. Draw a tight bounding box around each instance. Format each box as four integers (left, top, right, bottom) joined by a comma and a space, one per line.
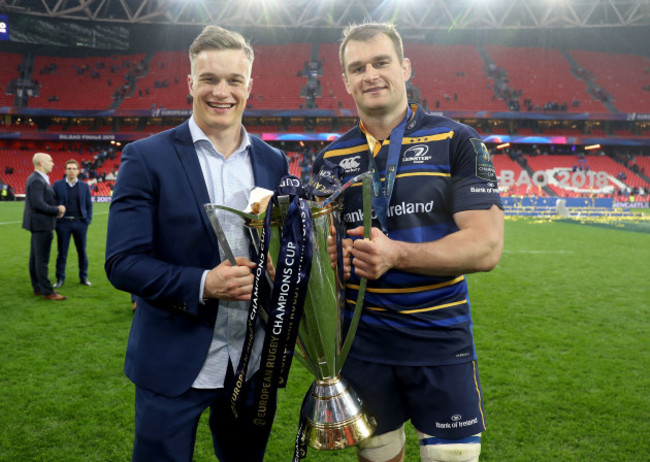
205, 172, 376, 453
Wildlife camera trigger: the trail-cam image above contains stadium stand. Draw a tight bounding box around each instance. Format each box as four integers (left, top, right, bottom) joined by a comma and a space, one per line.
569, 50, 650, 113
15, 43, 646, 120
538, 127, 583, 137
523, 154, 624, 197
2, 142, 648, 204
406, 43, 508, 112
633, 155, 650, 176
250, 43, 312, 110
32, 53, 146, 110
1, 42, 649, 210
492, 153, 531, 196
0, 52, 23, 107
484, 45, 607, 113
318, 42, 356, 112
287, 151, 302, 177
246, 124, 281, 134
118, 51, 190, 111
0, 143, 120, 195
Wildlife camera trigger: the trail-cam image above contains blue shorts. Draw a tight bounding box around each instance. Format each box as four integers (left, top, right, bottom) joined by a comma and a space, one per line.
341, 357, 486, 439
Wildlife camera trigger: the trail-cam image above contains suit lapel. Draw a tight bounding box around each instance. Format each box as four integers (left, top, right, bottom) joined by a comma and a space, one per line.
250, 138, 262, 187
173, 122, 219, 251
249, 137, 272, 188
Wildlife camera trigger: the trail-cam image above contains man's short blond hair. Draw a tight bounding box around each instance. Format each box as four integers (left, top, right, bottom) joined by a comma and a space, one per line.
189, 25, 254, 76
339, 22, 404, 72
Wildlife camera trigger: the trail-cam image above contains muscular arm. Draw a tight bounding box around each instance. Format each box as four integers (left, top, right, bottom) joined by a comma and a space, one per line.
348, 204, 504, 280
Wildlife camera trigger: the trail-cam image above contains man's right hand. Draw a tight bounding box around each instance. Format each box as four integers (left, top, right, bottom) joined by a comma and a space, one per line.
203, 257, 256, 301
57, 205, 66, 218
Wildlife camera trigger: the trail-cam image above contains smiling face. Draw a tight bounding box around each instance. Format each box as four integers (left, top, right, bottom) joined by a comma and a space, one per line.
342, 33, 411, 119
188, 48, 252, 137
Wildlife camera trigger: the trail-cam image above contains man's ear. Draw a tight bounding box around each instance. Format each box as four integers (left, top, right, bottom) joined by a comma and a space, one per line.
402, 57, 412, 82
342, 72, 351, 95
187, 74, 194, 97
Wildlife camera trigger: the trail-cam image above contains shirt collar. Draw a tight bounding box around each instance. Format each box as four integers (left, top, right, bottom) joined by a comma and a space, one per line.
188, 117, 251, 158
359, 104, 419, 149
358, 104, 417, 156
66, 178, 78, 187
35, 170, 50, 184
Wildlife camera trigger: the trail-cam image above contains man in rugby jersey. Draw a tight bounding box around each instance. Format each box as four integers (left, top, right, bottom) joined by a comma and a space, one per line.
311, 22, 504, 462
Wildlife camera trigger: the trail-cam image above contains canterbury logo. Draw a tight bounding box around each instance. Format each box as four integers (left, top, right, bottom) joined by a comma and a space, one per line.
404, 144, 429, 157
339, 156, 361, 171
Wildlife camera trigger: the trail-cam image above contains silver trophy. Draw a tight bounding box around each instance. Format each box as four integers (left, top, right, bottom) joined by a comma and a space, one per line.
207, 173, 376, 451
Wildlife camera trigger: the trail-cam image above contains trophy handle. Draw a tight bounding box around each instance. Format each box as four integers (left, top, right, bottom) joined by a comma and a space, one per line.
210, 204, 260, 222
203, 204, 238, 265
338, 175, 372, 365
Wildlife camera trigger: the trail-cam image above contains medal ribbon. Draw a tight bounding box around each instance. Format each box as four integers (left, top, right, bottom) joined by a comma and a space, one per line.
366, 106, 412, 233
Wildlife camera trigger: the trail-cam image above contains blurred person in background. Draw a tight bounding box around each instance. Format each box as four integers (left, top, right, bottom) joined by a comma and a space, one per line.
53, 159, 93, 288
23, 152, 67, 301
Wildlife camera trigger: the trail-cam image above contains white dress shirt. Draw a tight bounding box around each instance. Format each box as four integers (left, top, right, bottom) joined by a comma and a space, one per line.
189, 117, 265, 389
35, 170, 50, 184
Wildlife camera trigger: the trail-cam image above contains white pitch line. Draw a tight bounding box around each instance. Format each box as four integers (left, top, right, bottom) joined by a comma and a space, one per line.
503, 249, 575, 254
0, 211, 108, 226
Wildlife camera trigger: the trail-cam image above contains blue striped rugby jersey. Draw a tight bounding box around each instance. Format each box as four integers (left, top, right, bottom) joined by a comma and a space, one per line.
311, 104, 502, 365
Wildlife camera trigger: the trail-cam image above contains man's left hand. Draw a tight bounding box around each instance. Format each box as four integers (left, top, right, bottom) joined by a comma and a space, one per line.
347, 226, 399, 280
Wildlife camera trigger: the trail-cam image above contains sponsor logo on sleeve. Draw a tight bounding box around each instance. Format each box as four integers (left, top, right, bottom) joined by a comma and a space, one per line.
470, 138, 497, 182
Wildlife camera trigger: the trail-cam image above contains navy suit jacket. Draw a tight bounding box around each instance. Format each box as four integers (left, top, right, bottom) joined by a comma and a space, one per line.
22, 172, 59, 232
105, 121, 289, 397
53, 178, 93, 224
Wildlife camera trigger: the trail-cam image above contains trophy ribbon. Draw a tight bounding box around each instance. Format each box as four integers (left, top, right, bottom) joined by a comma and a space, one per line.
211, 171, 376, 458
230, 176, 313, 436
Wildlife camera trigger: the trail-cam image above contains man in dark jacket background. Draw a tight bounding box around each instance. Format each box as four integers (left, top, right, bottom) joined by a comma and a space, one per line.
52, 159, 93, 288
23, 152, 67, 300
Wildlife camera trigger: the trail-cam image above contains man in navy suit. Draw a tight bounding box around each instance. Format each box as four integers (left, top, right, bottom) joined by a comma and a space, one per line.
52, 159, 93, 288
105, 26, 289, 462
23, 152, 67, 300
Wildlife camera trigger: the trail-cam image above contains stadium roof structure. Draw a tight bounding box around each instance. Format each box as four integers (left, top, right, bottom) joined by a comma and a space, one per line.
1, 0, 650, 29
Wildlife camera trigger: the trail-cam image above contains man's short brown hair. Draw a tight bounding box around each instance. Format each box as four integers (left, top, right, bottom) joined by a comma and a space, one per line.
65, 159, 79, 169
189, 25, 254, 76
339, 22, 404, 72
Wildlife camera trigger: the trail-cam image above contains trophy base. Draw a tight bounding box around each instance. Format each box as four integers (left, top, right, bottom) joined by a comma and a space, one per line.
303, 376, 377, 450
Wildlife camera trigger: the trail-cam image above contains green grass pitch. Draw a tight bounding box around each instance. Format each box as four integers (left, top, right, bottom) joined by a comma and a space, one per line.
1, 201, 648, 461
